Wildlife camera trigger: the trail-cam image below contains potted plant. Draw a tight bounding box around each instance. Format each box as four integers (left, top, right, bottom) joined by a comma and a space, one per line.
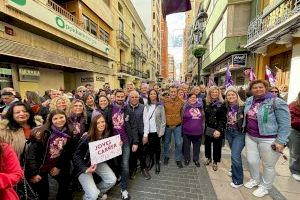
192, 45, 207, 58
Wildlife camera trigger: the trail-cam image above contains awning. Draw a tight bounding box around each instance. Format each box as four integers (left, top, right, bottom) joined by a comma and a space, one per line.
0, 38, 113, 75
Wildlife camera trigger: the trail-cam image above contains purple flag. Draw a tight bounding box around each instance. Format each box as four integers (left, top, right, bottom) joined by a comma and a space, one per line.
224, 65, 234, 88
162, 0, 191, 17
249, 68, 256, 81
207, 74, 216, 87
244, 68, 256, 81
265, 66, 276, 87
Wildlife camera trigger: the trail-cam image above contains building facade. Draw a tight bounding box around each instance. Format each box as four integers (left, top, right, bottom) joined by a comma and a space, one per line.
198, 0, 254, 87
0, 0, 115, 97
182, 0, 202, 84
168, 54, 175, 80
245, 0, 300, 103
131, 0, 162, 83
161, 16, 168, 80
111, 0, 153, 89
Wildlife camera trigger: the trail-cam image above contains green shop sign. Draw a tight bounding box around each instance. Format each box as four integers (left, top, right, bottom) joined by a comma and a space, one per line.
7, 0, 110, 54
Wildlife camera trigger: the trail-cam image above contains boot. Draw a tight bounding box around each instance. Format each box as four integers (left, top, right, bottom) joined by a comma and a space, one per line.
155, 153, 160, 174
155, 162, 160, 174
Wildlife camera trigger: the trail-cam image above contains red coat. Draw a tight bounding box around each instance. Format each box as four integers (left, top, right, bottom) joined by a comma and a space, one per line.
0, 143, 24, 200
289, 101, 300, 130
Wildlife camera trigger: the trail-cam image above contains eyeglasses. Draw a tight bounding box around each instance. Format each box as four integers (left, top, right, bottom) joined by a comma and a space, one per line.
78, 90, 86, 93
270, 90, 279, 93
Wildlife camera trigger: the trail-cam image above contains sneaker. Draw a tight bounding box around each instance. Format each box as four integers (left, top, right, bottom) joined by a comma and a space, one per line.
253, 185, 269, 198
212, 162, 218, 171
244, 179, 259, 189
176, 161, 183, 168
292, 174, 300, 181
121, 190, 130, 200
164, 157, 169, 165
98, 193, 107, 200
230, 182, 243, 188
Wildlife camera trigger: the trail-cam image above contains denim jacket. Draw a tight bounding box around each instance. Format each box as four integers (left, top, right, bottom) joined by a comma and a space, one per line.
242, 96, 291, 145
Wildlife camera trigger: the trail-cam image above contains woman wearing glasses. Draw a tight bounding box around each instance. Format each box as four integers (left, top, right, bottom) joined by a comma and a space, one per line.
269, 87, 280, 98
243, 80, 290, 198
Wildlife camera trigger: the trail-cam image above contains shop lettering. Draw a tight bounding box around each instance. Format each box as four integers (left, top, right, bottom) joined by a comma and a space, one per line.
19, 68, 40, 76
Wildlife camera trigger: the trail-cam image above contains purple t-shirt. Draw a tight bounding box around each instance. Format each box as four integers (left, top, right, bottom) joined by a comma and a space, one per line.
227, 104, 239, 129
246, 96, 276, 138
182, 105, 203, 135
112, 106, 128, 143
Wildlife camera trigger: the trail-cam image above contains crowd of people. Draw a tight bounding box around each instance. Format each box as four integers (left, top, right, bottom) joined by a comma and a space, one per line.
0, 80, 299, 200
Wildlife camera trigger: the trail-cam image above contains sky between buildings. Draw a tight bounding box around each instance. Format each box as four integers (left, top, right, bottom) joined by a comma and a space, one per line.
167, 13, 185, 79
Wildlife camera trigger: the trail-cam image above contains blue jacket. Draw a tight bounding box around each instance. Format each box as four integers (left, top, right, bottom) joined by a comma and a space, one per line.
243, 96, 291, 145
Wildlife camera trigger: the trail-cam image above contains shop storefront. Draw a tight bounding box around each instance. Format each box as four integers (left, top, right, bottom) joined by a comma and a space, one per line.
210, 54, 252, 87
0, 63, 13, 90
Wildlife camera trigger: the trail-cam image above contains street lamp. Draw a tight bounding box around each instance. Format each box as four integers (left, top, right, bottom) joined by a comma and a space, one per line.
193, 9, 208, 85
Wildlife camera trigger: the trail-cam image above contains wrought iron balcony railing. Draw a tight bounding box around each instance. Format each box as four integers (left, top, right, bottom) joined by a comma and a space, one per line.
247, 0, 300, 43
119, 64, 144, 78
131, 43, 141, 55
117, 31, 130, 47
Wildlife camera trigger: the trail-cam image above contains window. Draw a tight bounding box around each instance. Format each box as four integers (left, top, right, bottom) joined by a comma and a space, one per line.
118, 2, 123, 13
133, 34, 136, 44
132, 22, 135, 30
90, 21, 97, 36
119, 18, 124, 32
83, 15, 90, 32
153, 12, 155, 19
153, 25, 155, 32
99, 27, 109, 44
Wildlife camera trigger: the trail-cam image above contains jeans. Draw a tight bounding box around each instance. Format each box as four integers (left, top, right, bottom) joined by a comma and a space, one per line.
245, 134, 280, 189
226, 129, 245, 185
183, 134, 201, 162
119, 143, 130, 191
289, 128, 300, 175
164, 126, 183, 161
78, 162, 117, 200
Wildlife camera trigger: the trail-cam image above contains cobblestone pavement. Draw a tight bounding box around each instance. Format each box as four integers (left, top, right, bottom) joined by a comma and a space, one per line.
50, 149, 217, 200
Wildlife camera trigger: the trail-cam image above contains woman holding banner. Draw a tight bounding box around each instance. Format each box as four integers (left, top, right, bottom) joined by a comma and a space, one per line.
73, 114, 117, 200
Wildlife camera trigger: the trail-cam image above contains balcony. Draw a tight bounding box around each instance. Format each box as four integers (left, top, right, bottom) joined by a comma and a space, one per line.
48, 0, 83, 28
247, 0, 300, 46
131, 43, 141, 55
117, 31, 130, 48
119, 64, 144, 78
140, 51, 147, 62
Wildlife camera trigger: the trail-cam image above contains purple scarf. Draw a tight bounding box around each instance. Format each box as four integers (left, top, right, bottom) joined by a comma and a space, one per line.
212, 100, 222, 107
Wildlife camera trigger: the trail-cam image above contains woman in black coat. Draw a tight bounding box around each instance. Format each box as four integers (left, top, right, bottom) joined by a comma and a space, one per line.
26, 109, 75, 200
204, 86, 227, 171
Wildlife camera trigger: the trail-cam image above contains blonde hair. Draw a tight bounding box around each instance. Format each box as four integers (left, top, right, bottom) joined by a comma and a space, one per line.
76, 86, 86, 92
68, 99, 87, 121
224, 86, 244, 106
205, 86, 224, 105
49, 96, 71, 114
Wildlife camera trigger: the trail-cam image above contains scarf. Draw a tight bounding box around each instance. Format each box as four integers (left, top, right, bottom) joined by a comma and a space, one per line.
211, 100, 222, 108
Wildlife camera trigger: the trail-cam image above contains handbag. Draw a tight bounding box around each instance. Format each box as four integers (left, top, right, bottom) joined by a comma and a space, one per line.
205, 127, 215, 137
15, 142, 39, 200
